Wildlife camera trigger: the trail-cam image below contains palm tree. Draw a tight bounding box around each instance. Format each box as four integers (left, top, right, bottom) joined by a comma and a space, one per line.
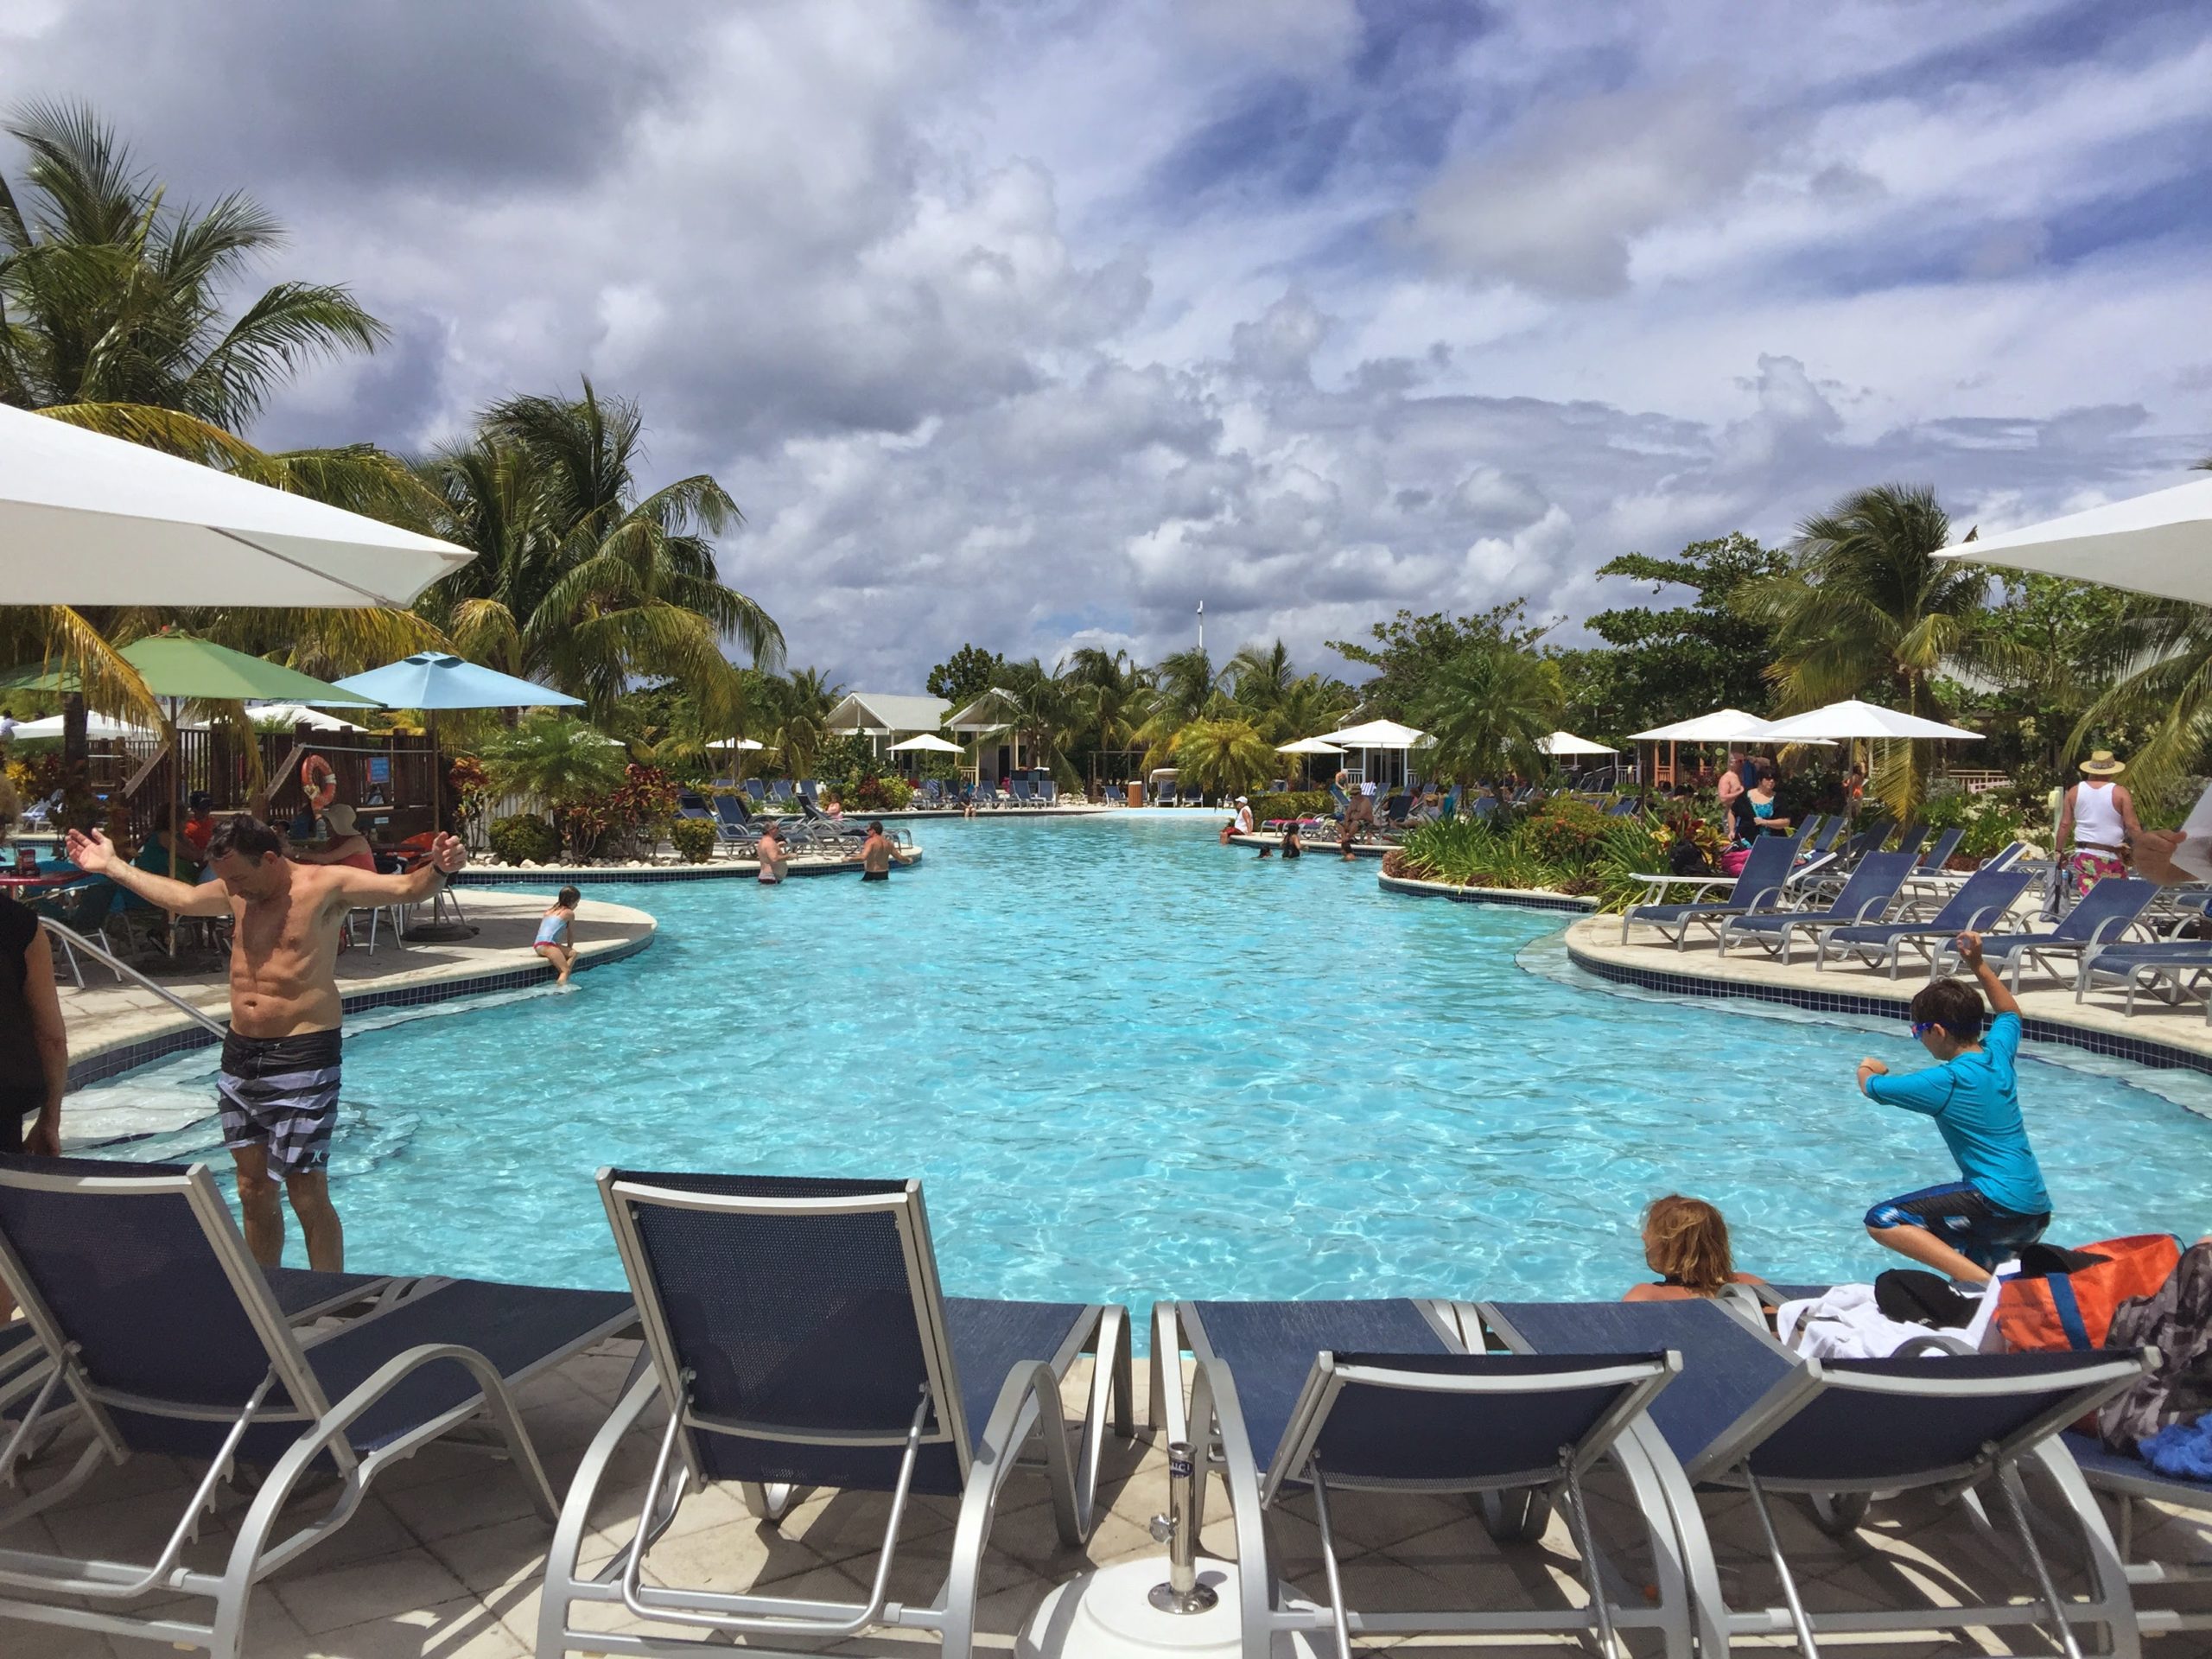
2068, 601, 2212, 798
0, 102, 429, 823
415, 382, 783, 728
1169, 717, 1276, 798
1131, 647, 1225, 767
1414, 643, 1557, 786
1736, 484, 1988, 814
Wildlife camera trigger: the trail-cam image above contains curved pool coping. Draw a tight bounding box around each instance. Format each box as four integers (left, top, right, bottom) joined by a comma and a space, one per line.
66, 893, 657, 1091
1560, 916, 2212, 1079
1376, 871, 1597, 913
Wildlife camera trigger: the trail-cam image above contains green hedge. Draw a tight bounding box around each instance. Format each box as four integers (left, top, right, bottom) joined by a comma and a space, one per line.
668, 817, 720, 862
487, 813, 562, 865
1251, 790, 1332, 821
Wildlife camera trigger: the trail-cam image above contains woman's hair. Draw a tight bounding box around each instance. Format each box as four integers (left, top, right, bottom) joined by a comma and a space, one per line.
1752, 760, 1776, 784
556, 885, 581, 907
1642, 1194, 1734, 1295
0, 776, 19, 844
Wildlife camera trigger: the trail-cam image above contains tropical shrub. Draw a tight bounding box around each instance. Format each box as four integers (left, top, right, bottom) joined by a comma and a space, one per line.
847, 774, 914, 811
482, 715, 627, 807
668, 817, 718, 862
1170, 717, 1276, 798
608, 763, 680, 850
1920, 787, 2027, 861
1521, 798, 1611, 872
487, 812, 561, 865
1251, 790, 1332, 821
813, 734, 877, 785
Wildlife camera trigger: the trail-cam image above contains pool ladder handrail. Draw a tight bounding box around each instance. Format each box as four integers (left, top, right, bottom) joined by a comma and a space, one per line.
40, 917, 229, 1039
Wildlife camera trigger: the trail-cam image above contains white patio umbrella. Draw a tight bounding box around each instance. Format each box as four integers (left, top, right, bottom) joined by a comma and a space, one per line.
1536, 731, 1617, 756
1937, 475, 2212, 604
247, 702, 372, 733
9, 711, 166, 741
887, 734, 963, 753
1322, 718, 1431, 748
1627, 709, 1777, 742
1758, 701, 1981, 742
0, 404, 474, 606
1275, 737, 1344, 755
705, 737, 766, 752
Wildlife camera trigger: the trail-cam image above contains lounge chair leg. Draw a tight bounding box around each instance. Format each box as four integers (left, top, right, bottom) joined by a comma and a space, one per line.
1563, 1455, 1625, 1659
1305, 1460, 1355, 1659
1743, 1469, 1821, 1657
1995, 1461, 2088, 1659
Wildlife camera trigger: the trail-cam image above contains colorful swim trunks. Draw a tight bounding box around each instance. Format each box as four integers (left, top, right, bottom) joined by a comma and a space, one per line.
218, 1028, 341, 1176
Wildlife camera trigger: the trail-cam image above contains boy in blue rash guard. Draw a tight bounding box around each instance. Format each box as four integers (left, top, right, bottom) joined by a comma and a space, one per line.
1856, 931, 2052, 1284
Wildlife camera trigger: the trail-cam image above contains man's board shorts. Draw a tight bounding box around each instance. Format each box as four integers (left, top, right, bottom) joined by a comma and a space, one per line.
1866, 1180, 2049, 1269
218, 1028, 341, 1177
861, 869, 889, 882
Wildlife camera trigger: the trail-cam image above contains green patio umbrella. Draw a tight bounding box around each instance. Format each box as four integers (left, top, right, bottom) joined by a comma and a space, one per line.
115, 632, 378, 948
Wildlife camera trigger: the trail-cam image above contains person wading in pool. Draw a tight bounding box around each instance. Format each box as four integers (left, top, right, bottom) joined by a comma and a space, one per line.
65, 816, 467, 1272
859, 821, 909, 881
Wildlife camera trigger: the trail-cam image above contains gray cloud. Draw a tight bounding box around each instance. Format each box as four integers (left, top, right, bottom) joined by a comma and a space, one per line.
1, 0, 2205, 691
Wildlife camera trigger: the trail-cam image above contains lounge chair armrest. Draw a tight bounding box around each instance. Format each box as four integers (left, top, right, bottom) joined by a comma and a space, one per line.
1185, 1354, 1274, 1659
1847, 894, 1893, 923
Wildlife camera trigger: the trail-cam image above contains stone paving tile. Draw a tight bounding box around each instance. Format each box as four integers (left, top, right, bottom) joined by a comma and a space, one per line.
10, 1341, 2210, 1656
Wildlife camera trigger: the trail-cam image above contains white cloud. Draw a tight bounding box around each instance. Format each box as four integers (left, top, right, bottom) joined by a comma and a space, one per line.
0, 0, 2204, 689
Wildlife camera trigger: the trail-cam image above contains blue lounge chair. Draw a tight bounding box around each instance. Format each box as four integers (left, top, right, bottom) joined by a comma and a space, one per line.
1891, 822, 1929, 861
1915, 824, 1965, 873
1008, 778, 1035, 807
0, 1157, 633, 1659
541, 1173, 1130, 1659
1039, 779, 1058, 806
2075, 939, 2212, 1020
2062, 1430, 2212, 1637
1717, 850, 1916, 965
710, 793, 760, 851
1157, 779, 1178, 807
1620, 832, 1803, 950
1478, 1297, 2148, 1659
799, 790, 868, 839
1157, 1299, 1694, 1658
1814, 865, 2034, 976
770, 779, 795, 805
745, 778, 768, 804
1934, 876, 2158, 989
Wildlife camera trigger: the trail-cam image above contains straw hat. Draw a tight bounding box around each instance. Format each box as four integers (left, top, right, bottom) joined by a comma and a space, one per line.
2078, 750, 2126, 777
324, 802, 359, 836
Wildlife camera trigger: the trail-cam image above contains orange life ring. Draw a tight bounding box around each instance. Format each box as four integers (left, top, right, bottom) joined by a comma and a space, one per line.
301, 755, 337, 809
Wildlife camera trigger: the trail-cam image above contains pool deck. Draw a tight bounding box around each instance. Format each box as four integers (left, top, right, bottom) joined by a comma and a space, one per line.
55, 887, 657, 1090
455, 846, 925, 886
1565, 913, 2212, 1071
13, 1340, 2208, 1658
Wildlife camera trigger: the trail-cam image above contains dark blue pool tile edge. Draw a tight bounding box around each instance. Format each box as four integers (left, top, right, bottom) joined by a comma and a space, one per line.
66, 931, 655, 1090
1565, 939, 2212, 1077
453, 852, 919, 886
1377, 873, 1597, 914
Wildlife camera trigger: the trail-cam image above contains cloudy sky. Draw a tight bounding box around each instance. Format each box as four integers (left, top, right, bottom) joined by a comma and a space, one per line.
5, 0, 2209, 687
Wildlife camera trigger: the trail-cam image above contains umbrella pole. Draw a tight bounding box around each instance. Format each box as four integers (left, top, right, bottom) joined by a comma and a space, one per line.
168, 696, 181, 958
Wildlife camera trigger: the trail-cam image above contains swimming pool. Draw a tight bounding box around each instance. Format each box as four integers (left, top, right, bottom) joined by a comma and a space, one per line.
78, 812, 2212, 1318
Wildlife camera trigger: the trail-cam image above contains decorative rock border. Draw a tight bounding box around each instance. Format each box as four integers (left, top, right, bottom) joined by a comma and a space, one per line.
1563, 922, 2212, 1078
1376, 871, 1597, 913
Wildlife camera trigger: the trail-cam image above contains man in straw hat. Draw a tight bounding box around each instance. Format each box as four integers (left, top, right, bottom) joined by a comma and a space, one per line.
2055, 750, 2144, 897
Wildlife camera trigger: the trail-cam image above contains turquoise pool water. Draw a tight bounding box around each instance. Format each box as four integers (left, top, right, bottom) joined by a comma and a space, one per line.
79, 813, 2212, 1318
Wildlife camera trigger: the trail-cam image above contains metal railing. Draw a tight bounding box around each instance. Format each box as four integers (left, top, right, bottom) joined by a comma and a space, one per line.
40, 918, 228, 1039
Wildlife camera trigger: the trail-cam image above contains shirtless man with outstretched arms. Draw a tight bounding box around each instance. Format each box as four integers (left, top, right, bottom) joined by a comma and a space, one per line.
67, 817, 466, 1271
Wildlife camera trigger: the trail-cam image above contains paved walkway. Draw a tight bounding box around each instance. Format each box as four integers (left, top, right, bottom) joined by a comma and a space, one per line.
1567, 912, 2212, 1067
56, 888, 656, 1083
13, 1344, 2208, 1656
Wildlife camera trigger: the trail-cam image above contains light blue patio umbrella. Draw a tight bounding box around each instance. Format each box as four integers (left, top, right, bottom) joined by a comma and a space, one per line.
332, 654, 585, 935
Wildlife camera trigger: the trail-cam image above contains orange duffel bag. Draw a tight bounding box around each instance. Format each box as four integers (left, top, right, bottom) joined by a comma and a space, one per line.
1996, 1235, 2181, 1353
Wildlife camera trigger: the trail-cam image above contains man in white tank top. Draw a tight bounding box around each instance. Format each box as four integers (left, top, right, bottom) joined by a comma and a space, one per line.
2055, 750, 2143, 896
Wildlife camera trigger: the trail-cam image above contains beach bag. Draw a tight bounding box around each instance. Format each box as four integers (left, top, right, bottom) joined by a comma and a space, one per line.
1718, 847, 1751, 877
2096, 1240, 2212, 1454
1669, 840, 1713, 876
1997, 1235, 2181, 1354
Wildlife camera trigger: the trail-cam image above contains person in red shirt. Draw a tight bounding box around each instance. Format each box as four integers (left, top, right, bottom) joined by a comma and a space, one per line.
182, 792, 217, 859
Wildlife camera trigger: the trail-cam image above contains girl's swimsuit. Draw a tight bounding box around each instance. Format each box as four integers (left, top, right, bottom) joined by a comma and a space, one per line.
535, 913, 572, 946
